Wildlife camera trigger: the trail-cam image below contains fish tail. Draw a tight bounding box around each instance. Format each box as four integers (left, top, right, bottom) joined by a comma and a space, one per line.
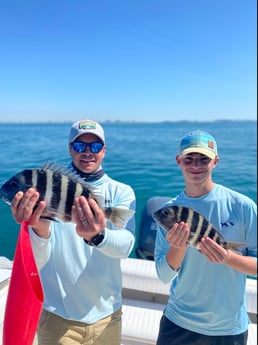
226, 241, 247, 254
103, 207, 135, 228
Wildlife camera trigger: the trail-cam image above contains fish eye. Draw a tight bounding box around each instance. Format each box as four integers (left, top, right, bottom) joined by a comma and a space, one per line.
10, 180, 18, 188
162, 209, 169, 216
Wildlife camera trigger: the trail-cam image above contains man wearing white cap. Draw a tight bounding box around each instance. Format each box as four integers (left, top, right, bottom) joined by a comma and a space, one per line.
10, 119, 136, 345
154, 130, 257, 345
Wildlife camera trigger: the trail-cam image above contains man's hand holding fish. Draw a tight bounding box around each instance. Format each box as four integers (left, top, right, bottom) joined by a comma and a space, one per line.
165, 221, 190, 272
10, 188, 50, 239
199, 236, 230, 263
73, 196, 106, 243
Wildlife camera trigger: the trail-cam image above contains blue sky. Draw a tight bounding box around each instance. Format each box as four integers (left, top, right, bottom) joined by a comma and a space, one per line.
0, 0, 256, 123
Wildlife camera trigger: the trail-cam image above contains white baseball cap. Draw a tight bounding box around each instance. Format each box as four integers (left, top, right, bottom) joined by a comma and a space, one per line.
69, 119, 105, 144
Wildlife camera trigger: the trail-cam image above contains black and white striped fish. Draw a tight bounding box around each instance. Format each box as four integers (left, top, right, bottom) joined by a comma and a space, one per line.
0, 162, 135, 228
153, 205, 246, 252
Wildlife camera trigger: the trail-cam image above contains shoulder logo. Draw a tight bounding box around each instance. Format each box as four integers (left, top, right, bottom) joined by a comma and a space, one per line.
221, 221, 234, 228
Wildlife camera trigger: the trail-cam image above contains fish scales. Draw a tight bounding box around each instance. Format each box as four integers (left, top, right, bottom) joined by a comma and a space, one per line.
44, 169, 90, 220
22, 169, 34, 192
63, 176, 84, 220
44, 169, 54, 208
60, 172, 71, 217
36, 169, 47, 199
178, 205, 185, 220
50, 169, 69, 216
63, 177, 76, 217
153, 205, 246, 253
203, 223, 213, 239
0, 161, 135, 228
25, 169, 33, 189
50, 169, 62, 211
186, 207, 194, 228
189, 210, 204, 247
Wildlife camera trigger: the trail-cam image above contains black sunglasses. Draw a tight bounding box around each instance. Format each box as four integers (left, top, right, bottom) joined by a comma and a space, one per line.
71, 141, 104, 153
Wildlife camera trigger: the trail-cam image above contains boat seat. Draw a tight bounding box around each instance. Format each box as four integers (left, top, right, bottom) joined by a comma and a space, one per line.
121, 258, 257, 345
121, 298, 257, 345
122, 298, 163, 345
135, 196, 170, 260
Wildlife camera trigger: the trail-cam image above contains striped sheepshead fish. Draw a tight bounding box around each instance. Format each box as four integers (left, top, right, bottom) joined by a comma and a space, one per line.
0, 162, 135, 228
153, 205, 246, 253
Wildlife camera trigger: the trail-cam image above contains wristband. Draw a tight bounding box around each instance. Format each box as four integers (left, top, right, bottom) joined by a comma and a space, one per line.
83, 232, 105, 246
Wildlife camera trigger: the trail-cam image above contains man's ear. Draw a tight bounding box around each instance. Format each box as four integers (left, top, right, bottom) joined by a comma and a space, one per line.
213, 156, 220, 167
176, 155, 181, 165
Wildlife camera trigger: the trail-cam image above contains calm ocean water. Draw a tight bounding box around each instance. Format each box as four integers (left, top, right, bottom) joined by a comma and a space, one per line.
0, 121, 257, 260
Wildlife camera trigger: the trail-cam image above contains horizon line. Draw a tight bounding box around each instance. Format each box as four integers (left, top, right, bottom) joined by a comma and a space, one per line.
0, 119, 256, 125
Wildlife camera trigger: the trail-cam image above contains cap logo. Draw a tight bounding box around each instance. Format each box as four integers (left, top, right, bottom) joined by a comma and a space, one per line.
208, 140, 214, 149
78, 120, 96, 130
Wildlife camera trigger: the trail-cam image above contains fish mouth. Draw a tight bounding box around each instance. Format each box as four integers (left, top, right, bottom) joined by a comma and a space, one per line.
0, 191, 11, 205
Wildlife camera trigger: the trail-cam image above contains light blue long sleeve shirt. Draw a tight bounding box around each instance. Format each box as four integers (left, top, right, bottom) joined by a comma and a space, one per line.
155, 183, 257, 336
29, 173, 136, 323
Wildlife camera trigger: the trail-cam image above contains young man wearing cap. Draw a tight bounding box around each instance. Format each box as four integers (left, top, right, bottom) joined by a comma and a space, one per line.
154, 130, 257, 345
10, 119, 136, 345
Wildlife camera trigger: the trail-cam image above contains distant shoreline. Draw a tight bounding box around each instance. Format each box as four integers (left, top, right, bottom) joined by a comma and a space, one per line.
0, 119, 256, 125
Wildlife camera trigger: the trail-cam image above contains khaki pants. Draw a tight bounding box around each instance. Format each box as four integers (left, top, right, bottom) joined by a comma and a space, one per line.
37, 308, 122, 345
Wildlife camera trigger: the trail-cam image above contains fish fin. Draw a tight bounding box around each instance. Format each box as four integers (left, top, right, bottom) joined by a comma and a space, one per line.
103, 207, 135, 228
43, 208, 73, 223
93, 194, 105, 208
40, 161, 94, 191
40, 215, 60, 222
227, 241, 247, 254
0, 197, 11, 205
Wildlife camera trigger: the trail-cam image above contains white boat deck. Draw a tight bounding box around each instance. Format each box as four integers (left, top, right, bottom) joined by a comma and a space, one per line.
121, 258, 257, 345
0, 257, 257, 345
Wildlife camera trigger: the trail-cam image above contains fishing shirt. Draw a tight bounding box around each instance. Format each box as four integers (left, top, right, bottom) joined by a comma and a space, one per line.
29, 173, 136, 323
154, 183, 257, 336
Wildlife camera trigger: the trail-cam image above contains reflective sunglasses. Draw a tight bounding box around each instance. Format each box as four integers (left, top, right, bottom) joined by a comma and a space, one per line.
71, 141, 104, 153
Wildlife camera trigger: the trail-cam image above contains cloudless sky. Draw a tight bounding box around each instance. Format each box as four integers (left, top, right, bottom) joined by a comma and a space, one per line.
0, 0, 256, 123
